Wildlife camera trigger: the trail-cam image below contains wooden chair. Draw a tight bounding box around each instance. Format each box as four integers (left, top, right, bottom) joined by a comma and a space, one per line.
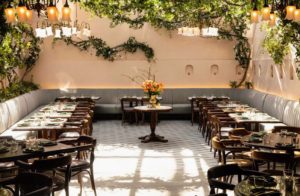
16, 172, 53, 196
211, 137, 252, 169
55, 136, 97, 196
207, 164, 266, 195
272, 126, 300, 133
15, 155, 72, 196
121, 98, 138, 125
190, 98, 208, 126
198, 102, 215, 131
201, 105, 219, 137
55, 98, 72, 102
57, 120, 89, 142
252, 150, 296, 176
140, 98, 159, 125
211, 98, 230, 102
206, 112, 227, 145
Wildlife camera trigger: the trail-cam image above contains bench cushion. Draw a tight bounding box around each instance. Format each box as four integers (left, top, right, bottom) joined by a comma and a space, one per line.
172, 104, 190, 114
283, 101, 300, 126
95, 104, 116, 114
262, 95, 289, 121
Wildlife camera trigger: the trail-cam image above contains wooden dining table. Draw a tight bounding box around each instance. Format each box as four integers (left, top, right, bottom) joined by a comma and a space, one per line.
241, 133, 300, 155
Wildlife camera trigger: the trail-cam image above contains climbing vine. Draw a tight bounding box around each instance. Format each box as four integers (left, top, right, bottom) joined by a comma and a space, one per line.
52, 36, 155, 62
0, 1, 42, 102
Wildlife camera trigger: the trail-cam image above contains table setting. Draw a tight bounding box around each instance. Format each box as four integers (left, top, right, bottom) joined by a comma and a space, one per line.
188, 94, 230, 100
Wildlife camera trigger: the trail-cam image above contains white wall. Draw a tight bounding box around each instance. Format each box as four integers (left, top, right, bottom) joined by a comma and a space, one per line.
252, 20, 300, 101
27, 2, 245, 90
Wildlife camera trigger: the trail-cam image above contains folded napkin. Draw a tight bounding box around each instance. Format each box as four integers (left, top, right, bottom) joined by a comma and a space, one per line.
45, 123, 59, 126
251, 188, 281, 196
51, 118, 63, 122
24, 120, 34, 122
280, 132, 297, 136
275, 143, 294, 147
265, 117, 275, 120
39, 141, 57, 145
36, 113, 44, 115
244, 137, 262, 142
43, 107, 51, 110
66, 104, 73, 106
240, 103, 248, 105
236, 113, 243, 115
0, 147, 8, 151
220, 104, 227, 106
251, 132, 266, 137
227, 108, 234, 110
239, 117, 250, 120
63, 108, 73, 110
18, 123, 31, 127
60, 112, 68, 114
70, 101, 76, 103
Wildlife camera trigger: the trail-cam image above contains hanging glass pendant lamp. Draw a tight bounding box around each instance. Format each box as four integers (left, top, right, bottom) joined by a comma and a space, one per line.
250, 0, 259, 23
5, 1, 16, 23
285, 0, 296, 20
261, 0, 271, 21
269, 0, 277, 26
47, 0, 58, 23
62, 0, 71, 22
16, 0, 28, 22
294, 0, 300, 21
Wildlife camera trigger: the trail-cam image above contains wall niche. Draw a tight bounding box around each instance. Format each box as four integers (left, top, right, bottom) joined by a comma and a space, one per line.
185, 65, 194, 76
259, 65, 261, 76
211, 65, 219, 75
253, 64, 256, 75
236, 65, 243, 75
279, 65, 283, 79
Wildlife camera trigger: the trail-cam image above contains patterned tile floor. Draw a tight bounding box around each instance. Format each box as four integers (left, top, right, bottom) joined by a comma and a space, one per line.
58, 120, 229, 196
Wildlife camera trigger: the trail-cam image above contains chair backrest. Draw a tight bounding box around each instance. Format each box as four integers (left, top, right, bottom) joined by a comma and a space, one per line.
17, 172, 53, 196
228, 128, 250, 139
252, 150, 292, 163
211, 136, 226, 151
212, 98, 229, 101
272, 126, 300, 133
120, 98, 138, 110
191, 98, 208, 109
31, 155, 72, 170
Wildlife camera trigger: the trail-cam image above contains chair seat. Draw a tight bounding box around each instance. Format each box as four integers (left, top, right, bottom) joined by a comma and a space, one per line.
56, 160, 90, 172
124, 108, 135, 112
56, 137, 79, 142
59, 132, 80, 138
222, 159, 252, 168
213, 127, 234, 133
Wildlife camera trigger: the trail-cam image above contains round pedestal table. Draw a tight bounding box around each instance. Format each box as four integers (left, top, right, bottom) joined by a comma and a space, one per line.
133, 106, 173, 143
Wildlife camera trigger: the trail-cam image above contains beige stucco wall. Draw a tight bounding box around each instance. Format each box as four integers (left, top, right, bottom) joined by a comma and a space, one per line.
252, 19, 300, 101
26, 2, 244, 90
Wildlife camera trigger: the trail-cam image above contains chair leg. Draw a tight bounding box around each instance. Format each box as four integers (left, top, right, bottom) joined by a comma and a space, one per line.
191, 111, 194, 126
78, 174, 83, 196
90, 166, 97, 196
122, 112, 125, 126
135, 112, 138, 125
156, 112, 158, 125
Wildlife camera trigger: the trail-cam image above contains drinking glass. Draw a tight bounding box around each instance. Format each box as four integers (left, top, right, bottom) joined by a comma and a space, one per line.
91, 94, 95, 99
133, 94, 136, 98
81, 94, 84, 98
0, 139, 7, 148
193, 94, 196, 98
265, 134, 271, 144
254, 176, 265, 189
284, 169, 294, 190
11, 141, 18, 152
124, 94, 127, 98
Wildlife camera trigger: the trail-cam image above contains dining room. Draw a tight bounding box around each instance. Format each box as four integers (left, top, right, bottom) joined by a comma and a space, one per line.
1, 0, 300, 196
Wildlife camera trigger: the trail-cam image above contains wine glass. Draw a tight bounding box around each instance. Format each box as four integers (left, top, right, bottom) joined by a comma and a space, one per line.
254, 176, 265, 189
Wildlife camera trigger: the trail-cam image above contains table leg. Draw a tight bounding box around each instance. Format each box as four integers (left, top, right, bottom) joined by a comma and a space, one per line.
50, 130, 56, 141
41, 130, 48, 139
138, 112, 168, 143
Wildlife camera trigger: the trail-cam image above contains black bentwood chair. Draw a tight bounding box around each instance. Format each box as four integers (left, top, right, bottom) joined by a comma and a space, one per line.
17, 172, 53, 196
55, 136, 97, 196
207, 164, 267, 195
15, 155, 72, 196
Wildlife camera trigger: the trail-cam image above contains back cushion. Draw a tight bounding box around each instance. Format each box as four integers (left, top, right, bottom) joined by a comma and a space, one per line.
0, 103, 10, 134
5, 96, 28, 127
23, 91, 40, 112
244, 90, 267, 111
283, 101, 300, 126
263, 94, 289, 121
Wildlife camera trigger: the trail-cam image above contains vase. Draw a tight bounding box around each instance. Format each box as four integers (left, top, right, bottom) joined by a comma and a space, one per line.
150, 95, 157, 108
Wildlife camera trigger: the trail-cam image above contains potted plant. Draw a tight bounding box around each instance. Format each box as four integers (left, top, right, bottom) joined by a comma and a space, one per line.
229, 81, 238, 89
244, 81, 253, 89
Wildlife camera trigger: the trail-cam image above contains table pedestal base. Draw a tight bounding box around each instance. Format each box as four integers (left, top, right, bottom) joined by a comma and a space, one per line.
138, 134, 168, 143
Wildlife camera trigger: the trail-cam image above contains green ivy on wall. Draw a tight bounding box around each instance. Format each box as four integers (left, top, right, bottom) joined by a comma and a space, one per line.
52, 36, 155, 62
0, 2, 42, 102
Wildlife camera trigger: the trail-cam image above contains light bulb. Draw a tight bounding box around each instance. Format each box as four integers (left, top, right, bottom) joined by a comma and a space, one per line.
202, 28, 208, 36
294, 8, 300, 21
187, 27, 193, 36
250, 8, 259, 23
178, 28, 182, 35
268, 12, 276, 27
5, 6, 16, 23
62, 26, 68, 36
65, 27, 72, 37
54, 29, 61, 38
76, 30, 82, 37
182, 27, 188, 36
86, 29, 91, 37
46, 26, 53, 36
35, 28, 41, 37
72, 27, 77, 34
40, 29, 47, 38
62, 2, 71, 22
261, 6, 271, 21
193, 27, 200, 36
47, 1, 58, 23
83, 28, 87, 35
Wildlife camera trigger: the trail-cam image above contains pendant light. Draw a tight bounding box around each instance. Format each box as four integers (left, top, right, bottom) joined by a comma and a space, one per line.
62, 0, 71, 22
16, 0, 28, 23
178, 28, 183, 35
46, 26, 53, 36
269, 0, 276, 26
285, 0, 296, 20
250, 0, 259, 23
35, 27, 41, 37
294, 0, 300, 21
47, 1, 58, 23
54, 29, 62, 38
261, 0, 271, 21
26, 9, 33, 23
5, 2, 16, 23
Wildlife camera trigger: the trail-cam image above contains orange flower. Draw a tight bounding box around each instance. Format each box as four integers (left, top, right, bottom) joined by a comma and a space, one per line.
156, 84, 160, 87
162, 88, 165, 92
159, 82, 164, 87
144, 89, 148, 93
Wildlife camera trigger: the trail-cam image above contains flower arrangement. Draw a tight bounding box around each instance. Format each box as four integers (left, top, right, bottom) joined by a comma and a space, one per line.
142, 80, 164, 97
